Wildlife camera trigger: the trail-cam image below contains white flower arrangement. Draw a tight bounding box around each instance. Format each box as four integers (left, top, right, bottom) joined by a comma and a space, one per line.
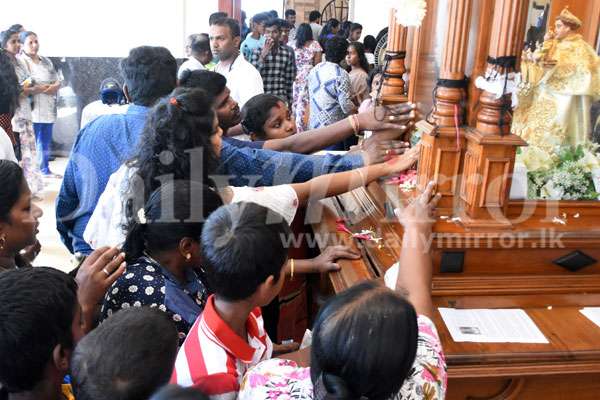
519, 144, 600, 201
384, 0, 427, 27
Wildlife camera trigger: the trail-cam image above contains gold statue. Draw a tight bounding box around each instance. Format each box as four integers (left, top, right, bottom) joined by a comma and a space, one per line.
513, 8, 600, 152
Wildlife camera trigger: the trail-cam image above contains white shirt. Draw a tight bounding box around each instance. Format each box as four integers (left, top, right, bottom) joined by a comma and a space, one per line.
214, 55, 264, 108
18, 54, 62, 123
310, 23, 323, 41
84, 165, 299, 249
80, 100, 129, 129
0, 127, 17, 162
177, 57, 206, 79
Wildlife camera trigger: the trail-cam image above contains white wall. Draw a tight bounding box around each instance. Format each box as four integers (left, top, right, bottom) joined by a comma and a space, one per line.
351, 0, 390, 38
242, 0, 285, 20
0, 0, 218, 58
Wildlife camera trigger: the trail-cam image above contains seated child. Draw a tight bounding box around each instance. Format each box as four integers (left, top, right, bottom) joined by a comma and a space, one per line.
170, 203, 292, 399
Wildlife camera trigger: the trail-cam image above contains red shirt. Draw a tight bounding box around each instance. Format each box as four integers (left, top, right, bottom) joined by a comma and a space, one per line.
170, 295, 273, 399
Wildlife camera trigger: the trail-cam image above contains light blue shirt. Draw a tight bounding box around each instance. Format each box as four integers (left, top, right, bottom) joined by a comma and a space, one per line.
241, 35, 266, 61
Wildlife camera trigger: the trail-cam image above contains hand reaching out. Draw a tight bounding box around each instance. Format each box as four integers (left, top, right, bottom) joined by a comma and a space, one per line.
385, 143, 421, 175
395, 181, 441, 233
311, 245, 361, 272
358, 102, 417, 133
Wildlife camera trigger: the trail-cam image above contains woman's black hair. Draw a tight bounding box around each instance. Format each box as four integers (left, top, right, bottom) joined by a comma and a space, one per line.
340, 21, 353, 39
0, 51, 19, 115
0, 30, 18, 49
240, 94, 284, 139
126, 87, 219, 207
348, 42, 370, 74
310, 280, 419, 400
18, 31, 36, 44
0, 160, 24, 223
363, 35, 377, 53
122, 180, 224, 263
295, 23, 314, 49
319, 18, 340, 47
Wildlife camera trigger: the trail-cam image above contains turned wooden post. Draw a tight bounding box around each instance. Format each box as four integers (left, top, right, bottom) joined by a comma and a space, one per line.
380, 9, 409, 104
417, 0, 472, 211
458, 0, 529, 229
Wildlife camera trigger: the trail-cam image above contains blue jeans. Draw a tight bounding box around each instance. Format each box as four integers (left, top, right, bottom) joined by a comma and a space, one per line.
33, 122, 53, 174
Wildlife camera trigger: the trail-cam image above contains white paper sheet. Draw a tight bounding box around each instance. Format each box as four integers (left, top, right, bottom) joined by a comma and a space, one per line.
438, 308, 549, 343
580, 307, 600, 328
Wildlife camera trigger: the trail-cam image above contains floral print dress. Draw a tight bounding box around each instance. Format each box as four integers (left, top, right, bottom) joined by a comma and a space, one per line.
12, 57, 43, 196
291, 40, 322, 133
239, 315, 447, 400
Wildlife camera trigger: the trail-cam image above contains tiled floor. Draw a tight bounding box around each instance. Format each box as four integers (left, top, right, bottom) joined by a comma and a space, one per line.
34, 157, 73, 273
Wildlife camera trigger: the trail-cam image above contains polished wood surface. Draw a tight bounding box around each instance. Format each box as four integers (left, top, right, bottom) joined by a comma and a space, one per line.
381, 9, 409, 104
310, 181, 600, 399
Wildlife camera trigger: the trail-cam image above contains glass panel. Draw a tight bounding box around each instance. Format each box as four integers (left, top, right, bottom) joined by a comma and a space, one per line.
513, 0, 600, 201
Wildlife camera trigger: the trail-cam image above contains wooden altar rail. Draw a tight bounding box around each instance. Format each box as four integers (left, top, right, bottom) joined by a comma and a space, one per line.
310, 182, 600, 399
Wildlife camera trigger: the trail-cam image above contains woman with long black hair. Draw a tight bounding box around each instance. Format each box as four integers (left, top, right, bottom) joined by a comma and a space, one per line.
346, 41, 371, 105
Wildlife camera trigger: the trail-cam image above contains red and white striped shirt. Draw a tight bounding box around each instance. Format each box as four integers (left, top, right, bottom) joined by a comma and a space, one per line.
170, 295, 273, 399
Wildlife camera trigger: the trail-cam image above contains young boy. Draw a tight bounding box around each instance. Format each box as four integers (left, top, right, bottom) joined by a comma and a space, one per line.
71, 307, 179, 400
170, 202, 292, 399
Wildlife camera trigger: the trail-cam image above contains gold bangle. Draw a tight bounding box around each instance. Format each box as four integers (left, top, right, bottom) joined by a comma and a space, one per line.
290, 258, 295, 280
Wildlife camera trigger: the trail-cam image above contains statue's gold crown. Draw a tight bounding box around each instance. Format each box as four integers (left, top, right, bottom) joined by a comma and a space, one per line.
557, 7, 582, 29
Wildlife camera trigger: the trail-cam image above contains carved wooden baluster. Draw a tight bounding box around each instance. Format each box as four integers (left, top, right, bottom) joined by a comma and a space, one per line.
458, 0, 529, 229
417, 0, 472, 211
380, 9, 409, 104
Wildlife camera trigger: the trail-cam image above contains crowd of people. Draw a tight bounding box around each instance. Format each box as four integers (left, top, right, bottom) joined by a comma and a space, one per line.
0, 7, 447, 400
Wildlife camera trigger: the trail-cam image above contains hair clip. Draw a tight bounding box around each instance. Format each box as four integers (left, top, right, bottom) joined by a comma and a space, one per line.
137, 208, 147, 224
169, 97, 179, 107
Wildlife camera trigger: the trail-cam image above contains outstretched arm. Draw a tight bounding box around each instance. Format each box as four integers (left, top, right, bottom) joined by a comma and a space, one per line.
395, 181, 441, 318
262, 102, 416, 154
290, 144, 420, 205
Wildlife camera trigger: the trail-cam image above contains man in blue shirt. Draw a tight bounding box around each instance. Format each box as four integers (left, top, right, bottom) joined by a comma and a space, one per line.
56, 46, 178, 255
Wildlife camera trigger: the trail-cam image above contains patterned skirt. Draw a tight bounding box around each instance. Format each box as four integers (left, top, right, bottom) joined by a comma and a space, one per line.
13, 118, 44, 196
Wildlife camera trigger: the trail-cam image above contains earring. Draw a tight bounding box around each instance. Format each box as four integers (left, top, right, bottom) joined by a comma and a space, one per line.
0, 235, 5, 250
186, 253, 191, 260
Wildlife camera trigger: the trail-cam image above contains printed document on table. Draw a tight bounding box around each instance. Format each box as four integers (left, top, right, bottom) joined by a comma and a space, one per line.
438, 308, 548, 343
580, 307, 600, 328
